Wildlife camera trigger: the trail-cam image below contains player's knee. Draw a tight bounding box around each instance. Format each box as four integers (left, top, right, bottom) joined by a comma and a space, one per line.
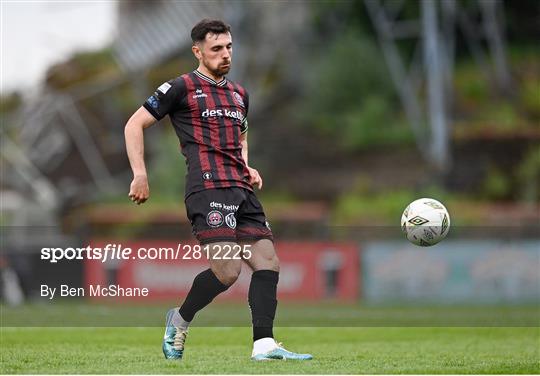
252, 239, 279, 271
256, 253, 279, 272
219, 269, 241, 286
270, 254, 280, 272
213, 262, 241, 286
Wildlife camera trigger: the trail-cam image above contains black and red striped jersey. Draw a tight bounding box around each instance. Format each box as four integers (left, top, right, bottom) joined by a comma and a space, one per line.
143, 70, 252, 198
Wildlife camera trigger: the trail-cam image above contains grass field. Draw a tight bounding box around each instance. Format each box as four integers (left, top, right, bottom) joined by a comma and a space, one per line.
1, 326, 539, 374
1, 302, 539, 374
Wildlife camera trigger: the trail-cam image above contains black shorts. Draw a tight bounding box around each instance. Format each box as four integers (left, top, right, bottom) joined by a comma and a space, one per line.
185, 187, 273, 244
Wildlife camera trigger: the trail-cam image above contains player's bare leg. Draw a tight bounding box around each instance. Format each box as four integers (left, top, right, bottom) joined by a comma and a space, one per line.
206, 242, 243, 285
242, 239, 313, 361
163, 242, 240, 359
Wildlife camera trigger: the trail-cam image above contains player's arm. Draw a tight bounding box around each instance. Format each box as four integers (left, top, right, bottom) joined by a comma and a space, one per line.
125, 107, 157, 205
240, 130, 249, 165
240, 131, 263, 190
125, 78, 184, 204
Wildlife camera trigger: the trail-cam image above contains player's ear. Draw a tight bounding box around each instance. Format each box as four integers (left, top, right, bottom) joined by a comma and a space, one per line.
192, 43, 202, 60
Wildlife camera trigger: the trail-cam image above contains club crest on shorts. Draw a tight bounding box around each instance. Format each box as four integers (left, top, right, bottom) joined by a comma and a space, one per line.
225, 213, 236, 229
207, 210, 224, 227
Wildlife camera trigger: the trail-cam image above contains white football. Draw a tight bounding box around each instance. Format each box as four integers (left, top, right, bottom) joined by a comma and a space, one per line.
401, 198, 450, 246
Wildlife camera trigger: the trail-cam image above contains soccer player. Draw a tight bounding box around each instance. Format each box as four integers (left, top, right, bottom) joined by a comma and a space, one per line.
124, 19, 312, 361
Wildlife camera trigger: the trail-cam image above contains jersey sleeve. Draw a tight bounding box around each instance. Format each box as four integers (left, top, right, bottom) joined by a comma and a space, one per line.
240, 90, 249, 134
143, 77, 186, 120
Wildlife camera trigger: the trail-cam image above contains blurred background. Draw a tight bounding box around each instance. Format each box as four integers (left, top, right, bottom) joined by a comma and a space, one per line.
1, 0, 538, 326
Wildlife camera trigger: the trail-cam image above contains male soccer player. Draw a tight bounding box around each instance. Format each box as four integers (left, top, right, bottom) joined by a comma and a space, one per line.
124, 19, 312, 361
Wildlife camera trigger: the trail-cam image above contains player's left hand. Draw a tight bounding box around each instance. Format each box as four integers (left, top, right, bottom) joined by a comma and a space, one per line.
247, 166, 263, 189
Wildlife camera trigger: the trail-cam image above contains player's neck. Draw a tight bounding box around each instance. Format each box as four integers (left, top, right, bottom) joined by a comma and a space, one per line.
196, 65, 224, 83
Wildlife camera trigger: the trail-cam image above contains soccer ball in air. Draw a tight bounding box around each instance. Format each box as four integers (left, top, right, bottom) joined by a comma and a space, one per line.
401, 198, 450, 246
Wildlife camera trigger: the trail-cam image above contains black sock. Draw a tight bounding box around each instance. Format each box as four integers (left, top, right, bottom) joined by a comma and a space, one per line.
249, 270, 279, 341
179, 268, 230, 322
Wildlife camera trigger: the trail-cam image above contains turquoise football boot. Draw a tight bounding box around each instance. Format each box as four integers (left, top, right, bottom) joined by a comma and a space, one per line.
162, 308, 188, 359
251, 341, 313, 361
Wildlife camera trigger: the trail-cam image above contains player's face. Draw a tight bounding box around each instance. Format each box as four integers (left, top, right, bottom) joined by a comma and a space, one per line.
193, 32, 232, 79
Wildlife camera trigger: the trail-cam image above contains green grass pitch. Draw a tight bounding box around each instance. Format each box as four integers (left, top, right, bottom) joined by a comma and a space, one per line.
2, 302, 539, 374
2, 326, 539, 374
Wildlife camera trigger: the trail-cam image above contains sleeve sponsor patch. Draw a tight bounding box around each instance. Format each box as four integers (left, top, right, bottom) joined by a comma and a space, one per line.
147, 95, 159, 109
157, 82, 172, 94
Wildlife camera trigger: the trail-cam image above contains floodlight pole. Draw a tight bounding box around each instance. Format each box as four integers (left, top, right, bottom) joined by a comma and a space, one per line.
422, 0, 450, 171
480, 0, 512, 92
364, 0, 428, 161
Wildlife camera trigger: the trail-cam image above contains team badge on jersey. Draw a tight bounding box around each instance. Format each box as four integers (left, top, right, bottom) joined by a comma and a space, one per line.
207, 210, 224, 227
233, 92, 245, 107
202, 171, 213, 180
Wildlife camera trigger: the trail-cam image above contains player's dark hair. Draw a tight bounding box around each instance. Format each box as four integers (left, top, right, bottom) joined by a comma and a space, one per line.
191, 19, 231, 44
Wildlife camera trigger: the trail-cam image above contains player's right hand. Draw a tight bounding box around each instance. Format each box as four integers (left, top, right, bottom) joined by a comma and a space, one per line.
128, 175, 149, 205
247, 166, 263, 190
